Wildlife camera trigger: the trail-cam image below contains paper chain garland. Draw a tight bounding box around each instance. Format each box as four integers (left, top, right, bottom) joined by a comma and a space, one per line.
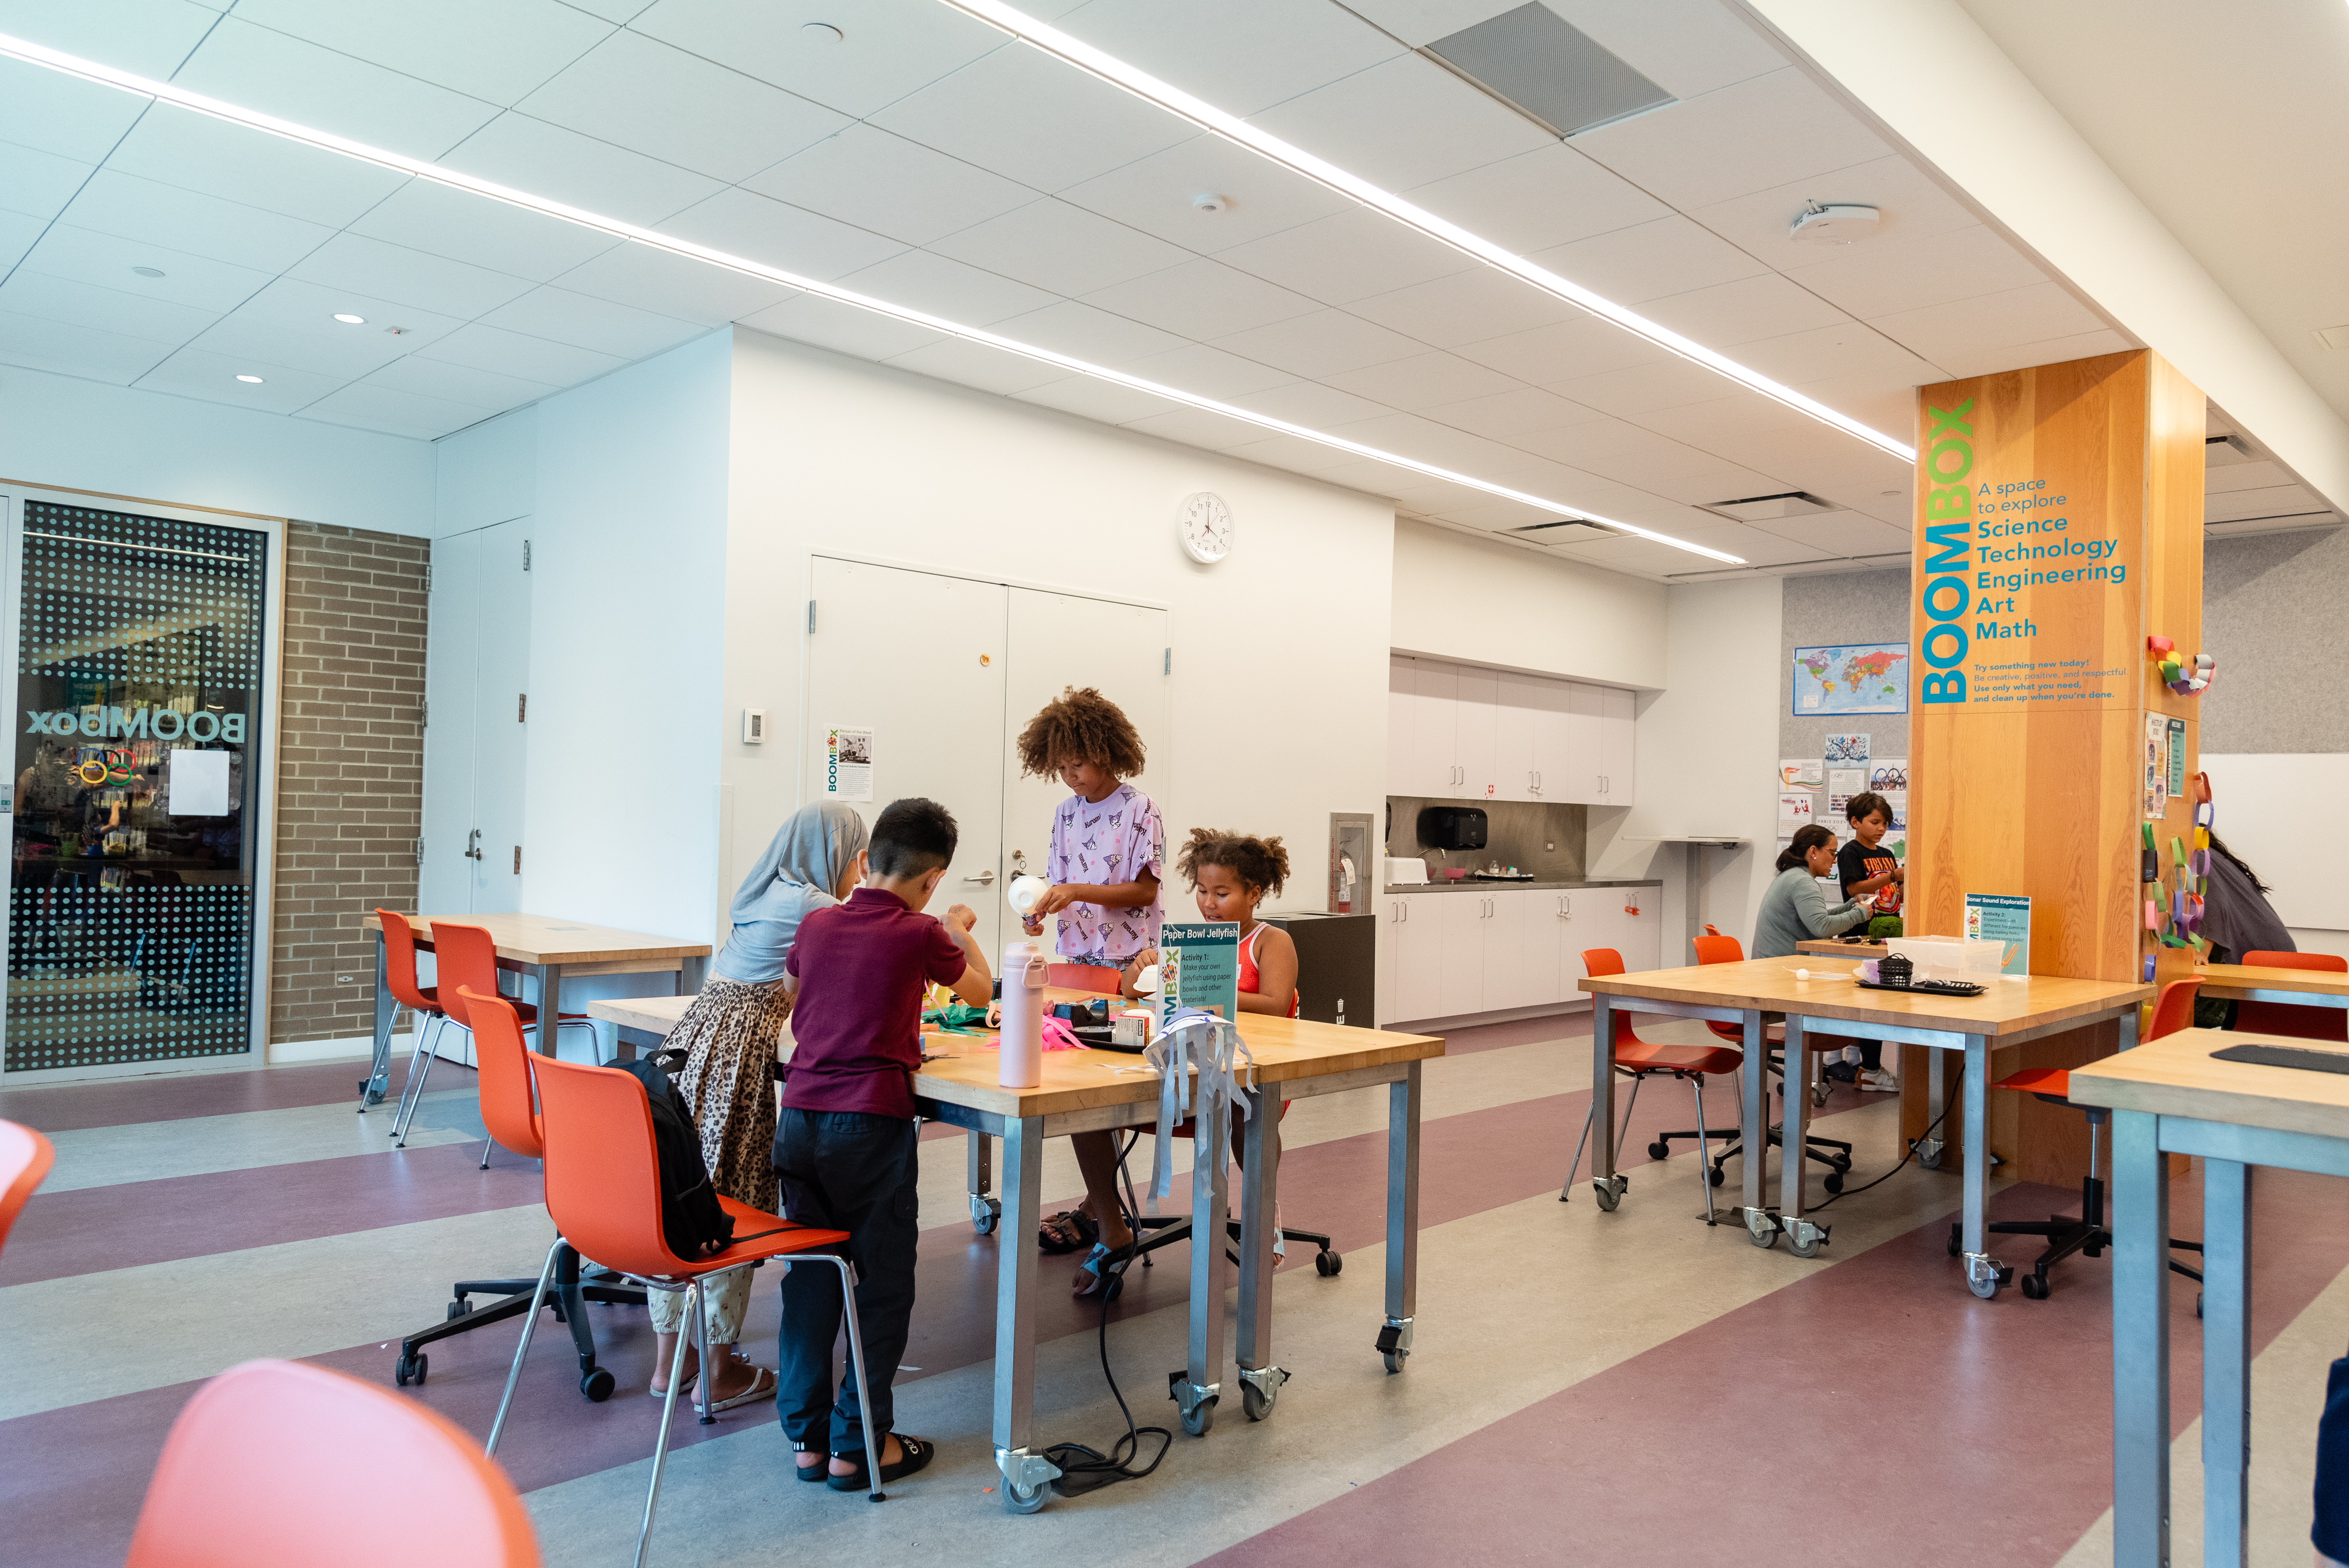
2142, 802, 2216, 978
2146, 636, 2216, 695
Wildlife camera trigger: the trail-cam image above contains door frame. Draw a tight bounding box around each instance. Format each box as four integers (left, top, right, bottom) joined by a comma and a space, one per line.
0, 482, 288, 1085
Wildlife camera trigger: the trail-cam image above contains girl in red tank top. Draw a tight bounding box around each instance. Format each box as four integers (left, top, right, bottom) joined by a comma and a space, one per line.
1122, 830, 1298, 1016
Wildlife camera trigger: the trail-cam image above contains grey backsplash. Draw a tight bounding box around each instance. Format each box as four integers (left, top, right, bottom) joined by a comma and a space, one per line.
1385, 796, 1587, 879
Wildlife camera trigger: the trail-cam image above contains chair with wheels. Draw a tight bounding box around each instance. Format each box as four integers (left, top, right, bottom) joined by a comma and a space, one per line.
1561, 948, 1746, 1223
391, 989, 646, 1398
0, 1117, 56, 1256
126, 1359, 538, 1568
393, 921, 602, 1148
2234, 949, 2348, 1040
486, 1051, 869, 1566
1690, 933, 1854, 1186
1959, 976, 2208, 1301
374, 908, 450, 1124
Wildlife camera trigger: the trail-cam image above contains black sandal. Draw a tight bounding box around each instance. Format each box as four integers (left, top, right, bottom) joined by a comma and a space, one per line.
1036, 1209, 1098, 1255
793, 1443, 829, 1483
826, 1433, 936, 1492
1073, 1240, 1134, 1299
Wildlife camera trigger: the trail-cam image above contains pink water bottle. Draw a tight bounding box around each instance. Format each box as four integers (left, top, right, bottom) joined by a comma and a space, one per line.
998, 941, 1046, 1088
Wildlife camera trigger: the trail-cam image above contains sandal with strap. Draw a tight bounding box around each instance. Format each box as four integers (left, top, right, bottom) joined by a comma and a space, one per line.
827, 1433, 936, 1492
1036, 1209, 1097, 1254
1073, 1240, 1134, 1299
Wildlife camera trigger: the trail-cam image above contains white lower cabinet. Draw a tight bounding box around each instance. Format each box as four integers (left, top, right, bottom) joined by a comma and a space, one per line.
1382, 886, 1662, 1025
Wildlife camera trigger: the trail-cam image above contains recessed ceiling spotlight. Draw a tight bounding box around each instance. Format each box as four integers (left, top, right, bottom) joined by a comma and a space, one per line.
1192, 193, 1229, 212
1788, 203, 1880, 245
333, 312, 366, 324
802, 22, 843, 41
235, 374, 264, 384
131, 265, 164, 277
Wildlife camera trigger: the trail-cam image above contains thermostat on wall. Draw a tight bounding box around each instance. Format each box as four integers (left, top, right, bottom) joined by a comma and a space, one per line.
742, 708, 767, 744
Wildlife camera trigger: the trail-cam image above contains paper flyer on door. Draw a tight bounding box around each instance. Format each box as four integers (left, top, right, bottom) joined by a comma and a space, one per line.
825, 726, 873, 802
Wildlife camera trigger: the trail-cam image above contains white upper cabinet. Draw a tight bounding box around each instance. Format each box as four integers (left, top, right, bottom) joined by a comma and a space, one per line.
1451, 666, 1498, 799
1597, 685, 1636, 804
1389, 656, 1636, 809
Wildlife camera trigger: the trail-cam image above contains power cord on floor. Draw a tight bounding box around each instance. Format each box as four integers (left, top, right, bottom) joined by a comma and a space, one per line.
1803, 1061, 1962, 1212
1037, 1146, 1171, 1497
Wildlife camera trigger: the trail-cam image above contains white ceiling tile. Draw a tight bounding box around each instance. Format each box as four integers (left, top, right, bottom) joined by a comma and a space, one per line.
1208, 308, 1425, 379
1574, 69, 1891, 211
1748, 512, 1914, 559
1725, 321, 1943, 387
1435, 496, 1566, 532
0, 269, 215, 343
470, 280, 705, 365
416, 320, 627, 386
1011, 375, 1189, 427
300, 380, 493, 438
58, 168, 334, 274
1418, 385, 1609, 439
1339, 0, 1525, 48
0, 208, 41, 273
629, 0, 1007, 120
1118, 404, 1273, 451
1318, 410, 1529, 472
884, 336, 1066, 396
1322, 349, 1522, 411
437, 112, 723, 228
1925, 327, 2134, 382
1547, 533, 1723, 576
1780, 376, 1920, 447
1655, 521, 1835, 567
1080, 258, 1321, 341
832, 248, 1059, 327
741, 124, 1034, 248
16, 225, 273, 313
1538, 0, 1788, 99
0, 0, 221, 76
1213, 208, 1475, 306
1867, 284, 2112, 366
547, 242, 800, 324
362, 352, 559, 411
983, 300, 1188, 366
1111, 342, 1297, 399
345, 178, 622, 283
1542, 356, 1740, 417
1403, 142, 1670, 255
1780, 225, 2050, 322
2204, 459, 2287, 495
0, 138, 94, 222
1217, 431, 1365, 474
868, 45, 1195, 194
1635, 273, 1852, 347
134, 344, 349, 413
230, 0, 612, 106
1247, 52, 1554, 191
0, 54, 148, 163
1684, 153, 1982, 273
519, 30, 849, 184
288, 232, 535, 319
1344, 267, 1581, 349
927, 199, 1192, 299
737, 297, 944, 362
173, 17, 501, 160
1058, 135, 1352, 252
562, 0, 664, 21
0, 307, 176, 383
189, 277, 463, 377
107, 103, 411, 229
1223, 380, 1394, 428
1450, 312, 1667, 383
658, 187, 906, 281
1506, 415, 1778, 503
1526, 215, 1769, 304
1056, 0, 1405, 116
2206, 484, 2320, 523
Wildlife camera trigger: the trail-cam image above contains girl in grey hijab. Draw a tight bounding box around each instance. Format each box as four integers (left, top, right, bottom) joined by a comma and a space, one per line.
652, 803, 869, 1410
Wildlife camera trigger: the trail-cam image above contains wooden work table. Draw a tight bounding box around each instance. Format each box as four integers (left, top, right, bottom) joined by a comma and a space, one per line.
2071, 1029, 2349, 1567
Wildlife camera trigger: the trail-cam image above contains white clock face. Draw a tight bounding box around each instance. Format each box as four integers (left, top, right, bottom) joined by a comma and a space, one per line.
1178, 491, 1233, 564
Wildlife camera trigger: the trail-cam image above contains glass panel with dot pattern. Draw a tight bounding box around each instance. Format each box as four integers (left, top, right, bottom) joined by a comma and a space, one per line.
7, 501, 267, 1072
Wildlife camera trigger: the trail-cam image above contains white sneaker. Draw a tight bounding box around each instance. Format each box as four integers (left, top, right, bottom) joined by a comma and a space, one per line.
1843, 1046, 1865, 1066
1859, 1068, 1901, 1093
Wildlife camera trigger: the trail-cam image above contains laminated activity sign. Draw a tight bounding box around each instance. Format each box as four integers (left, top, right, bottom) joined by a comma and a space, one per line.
1963, 893, 2032, 976
1158, 921, 1240, 1031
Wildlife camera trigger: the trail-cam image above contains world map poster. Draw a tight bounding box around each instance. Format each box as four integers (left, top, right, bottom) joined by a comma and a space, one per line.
1792, 643, 1909, 716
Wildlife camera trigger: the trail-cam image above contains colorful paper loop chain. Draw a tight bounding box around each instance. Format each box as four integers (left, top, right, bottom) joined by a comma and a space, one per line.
2146, 636, 2216, 695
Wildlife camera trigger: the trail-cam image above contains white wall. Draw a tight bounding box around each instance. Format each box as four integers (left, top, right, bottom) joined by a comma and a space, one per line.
0, 361, 433, 534
1389, 518, 1668, 689
2200, 754, 2349, 959
434, 404, 536, 537
722, 327, 1396, 923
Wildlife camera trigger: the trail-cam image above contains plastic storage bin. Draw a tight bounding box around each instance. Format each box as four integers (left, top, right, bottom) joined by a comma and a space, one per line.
1886, 936, 2006, 979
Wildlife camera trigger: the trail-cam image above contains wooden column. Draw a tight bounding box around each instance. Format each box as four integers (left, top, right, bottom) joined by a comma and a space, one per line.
1898, 349, 2204, 1182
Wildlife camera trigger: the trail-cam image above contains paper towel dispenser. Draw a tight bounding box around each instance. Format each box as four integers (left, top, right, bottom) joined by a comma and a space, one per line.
1417, 806, 1488, 851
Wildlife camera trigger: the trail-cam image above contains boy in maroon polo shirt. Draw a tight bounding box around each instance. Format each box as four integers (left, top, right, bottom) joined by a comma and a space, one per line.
774, 798, 991, 1492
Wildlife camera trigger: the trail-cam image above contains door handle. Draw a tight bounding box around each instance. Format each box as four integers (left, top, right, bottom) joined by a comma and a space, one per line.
464, 829, 482, 861
964, 870, 996, 884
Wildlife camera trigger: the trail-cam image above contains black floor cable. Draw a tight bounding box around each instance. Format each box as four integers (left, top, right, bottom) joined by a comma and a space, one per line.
1037, 1144, 1172, 1497
1801, 1061, 1962, 1213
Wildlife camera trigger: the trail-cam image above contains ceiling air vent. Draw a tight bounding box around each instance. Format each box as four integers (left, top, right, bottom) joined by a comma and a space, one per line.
1422, 3, 1675, 139
2205, 434, 2254, 465
1701, 491, 1839, 523
1510, 519, 1618, 543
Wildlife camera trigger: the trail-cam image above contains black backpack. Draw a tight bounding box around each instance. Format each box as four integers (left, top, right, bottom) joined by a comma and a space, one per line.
614, 1059, 734, 1260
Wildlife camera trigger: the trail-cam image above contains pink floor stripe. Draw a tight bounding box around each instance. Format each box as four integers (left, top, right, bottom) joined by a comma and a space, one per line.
0, 1055, 466, 1131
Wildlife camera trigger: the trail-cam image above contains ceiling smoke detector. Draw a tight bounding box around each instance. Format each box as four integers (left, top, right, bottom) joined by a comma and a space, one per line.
1192, 193, 1230, 213
1788, 203, 1879, 245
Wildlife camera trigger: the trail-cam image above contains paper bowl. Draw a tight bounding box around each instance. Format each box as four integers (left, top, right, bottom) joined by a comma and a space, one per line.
1132, 964, 1161, 995
1006, 875, 1049, 916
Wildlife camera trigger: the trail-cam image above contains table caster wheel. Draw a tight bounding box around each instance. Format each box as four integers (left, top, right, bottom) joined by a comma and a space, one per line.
1746, 1219, 1776, 1249
1812, 1084, 1830, 1108
1968, 1271, 2002, 1301
394, 1351, 426, 1387
445, 1298, 472, 1321
971, 1197, 1001, 1236
1591, 1175, 1624, 1211
1382, 1352, 1405, 1374
1313, 1248, 1341, 1276
1003, 1479, 1050, 1515
1181, 1396, 1217, 1436
1823, 1172, 1843, 1195
2020, 1274, 2049, 1300
1647, 1139, 1670, 1160
1242, 1383, 1272, 1422
580, 1366, 616, 1402
1788, 1231, 1823, 1259
1917, 1141, 1942, 1170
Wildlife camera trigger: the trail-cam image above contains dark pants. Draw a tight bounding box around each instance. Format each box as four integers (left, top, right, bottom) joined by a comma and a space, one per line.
772, 1108, 919, 1455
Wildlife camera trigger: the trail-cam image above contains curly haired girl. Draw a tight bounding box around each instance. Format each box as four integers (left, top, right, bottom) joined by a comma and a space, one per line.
1013, 687, 1162, 966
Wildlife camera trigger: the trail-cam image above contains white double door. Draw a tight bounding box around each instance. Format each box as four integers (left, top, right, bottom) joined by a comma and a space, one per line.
420, 517, 531, 919
800, 558, 1168, 963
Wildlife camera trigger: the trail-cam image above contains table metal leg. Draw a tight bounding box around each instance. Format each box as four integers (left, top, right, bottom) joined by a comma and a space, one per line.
2111, 1108, 2171, 1568
1236, 1087, 1285, 1420
967, 1130, 1000, 1234
1587, 996, 1623, 1207
361, 928, 394, 1108
679, 954, 707, 993
2204, 1157, 2252, 1568
1921, 1046, 1949, 1169
1959, 1035, 2005, 1296
1378, 1062, 1421, 1374
1777, 1016, 1827, 1257
993, 1115, 1058, 1510
1740, 1009, 1767, 1234
1178, 1098, 1232, 1435
536, 963, 563, 1057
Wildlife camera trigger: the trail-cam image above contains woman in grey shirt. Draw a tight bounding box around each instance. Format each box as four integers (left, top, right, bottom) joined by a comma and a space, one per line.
1754, 823, 1892, 958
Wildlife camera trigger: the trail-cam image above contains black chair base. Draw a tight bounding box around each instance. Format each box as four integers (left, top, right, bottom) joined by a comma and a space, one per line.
393, 1243, 646, 1399
1128, 1211, 1340, 1275
1948, 1172, 2205, 1301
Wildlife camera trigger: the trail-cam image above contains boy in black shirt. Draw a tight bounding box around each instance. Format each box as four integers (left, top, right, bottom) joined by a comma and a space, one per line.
1833, 791, 1905, 1092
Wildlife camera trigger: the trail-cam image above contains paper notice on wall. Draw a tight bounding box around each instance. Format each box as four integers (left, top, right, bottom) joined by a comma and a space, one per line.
1867, 759, 1908, 793
166, 748, 230, 817
1778, 791, 1816, 826
1824, 733, 1870, 765
1826, 769, 1865, 815
824, 726, 874, 802
1881, 790, 1909, 831
2166, 717, 2188, 800
1779, 758, 1823, 788
2143, 713, 2169, 818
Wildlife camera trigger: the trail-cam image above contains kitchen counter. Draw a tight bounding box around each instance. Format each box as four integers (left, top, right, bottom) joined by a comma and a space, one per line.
1382, 877, 1662, 896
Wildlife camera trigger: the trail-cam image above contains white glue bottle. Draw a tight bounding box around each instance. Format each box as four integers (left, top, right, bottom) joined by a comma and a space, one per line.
998, 941, 1046, 1089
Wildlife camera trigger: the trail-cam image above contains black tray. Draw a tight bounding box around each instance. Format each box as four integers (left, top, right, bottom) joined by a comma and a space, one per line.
1853, 977, 1986, 998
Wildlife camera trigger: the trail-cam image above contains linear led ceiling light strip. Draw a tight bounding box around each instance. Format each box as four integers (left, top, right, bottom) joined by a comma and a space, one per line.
937, 0, 1918, 465
0, 31, 1746, 563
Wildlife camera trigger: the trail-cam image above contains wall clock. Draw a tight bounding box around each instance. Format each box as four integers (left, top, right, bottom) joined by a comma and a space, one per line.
1177, 491, 1233, 564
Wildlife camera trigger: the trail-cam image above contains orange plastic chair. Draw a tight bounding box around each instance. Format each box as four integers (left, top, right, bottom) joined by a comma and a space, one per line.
487, 1053, 869, 1564
2233, 950, 2348, 1042
0, 1118, 56, 1256
1981, 977, 2206, 1300
1563, 949, 1745, 1223
394, 922, 601, 1146
378, 909, 450, 1134
1047, 961, 1122, 992
1690, 932, 1852, 1178
124, 1359, 537, 1568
